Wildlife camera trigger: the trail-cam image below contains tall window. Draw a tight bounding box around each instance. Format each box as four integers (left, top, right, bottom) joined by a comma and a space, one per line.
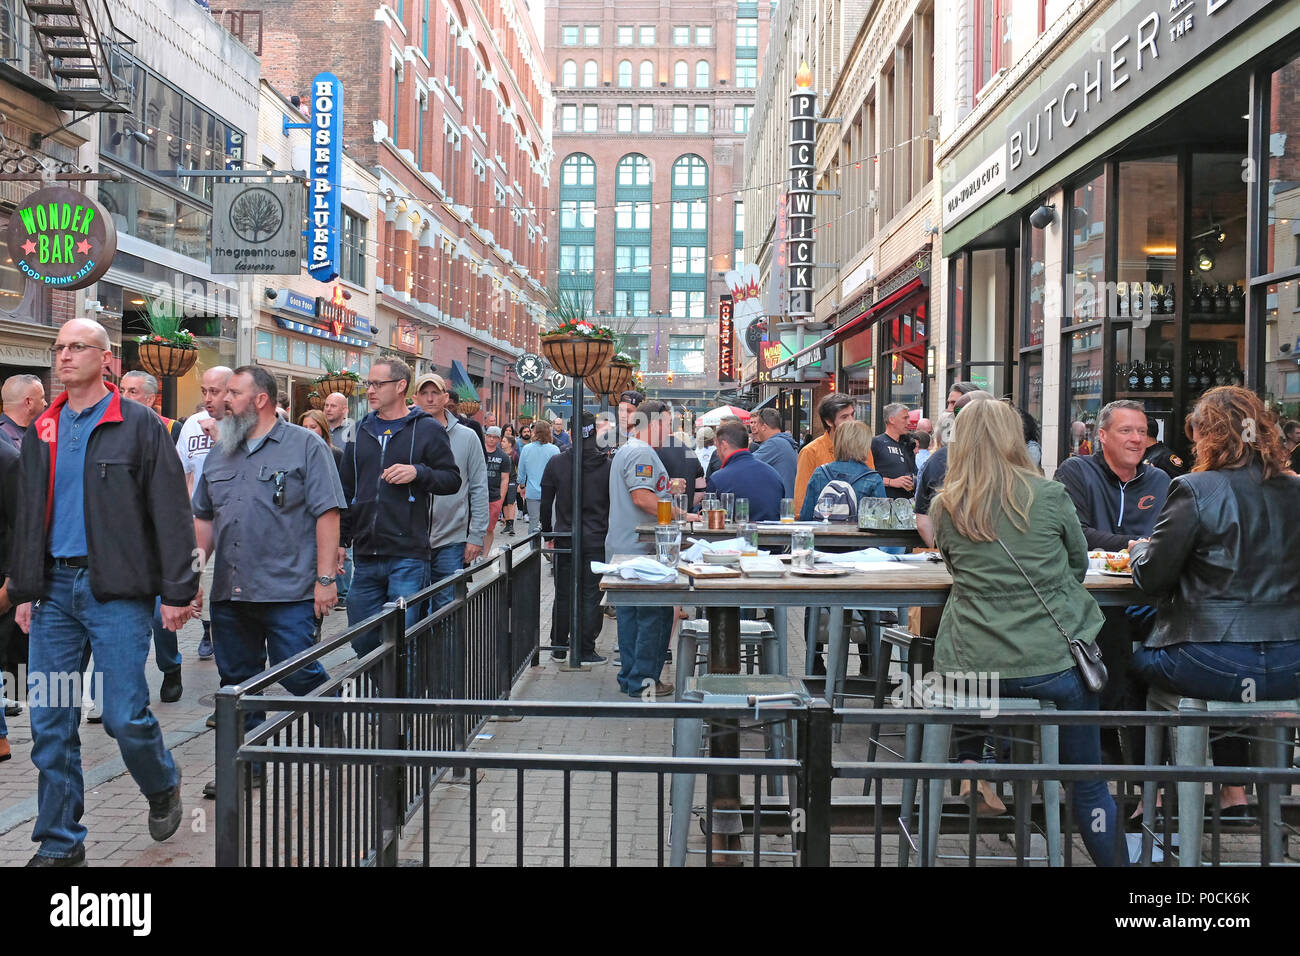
672, 198, 706, 229
695, 60, 710, 88
582, 105, 598, 132
560, 104, 577, 132
671, 154, 708, 323
341, 209, 367, 286
617, 105, 633, 132
561, 25, 578, 45
733, 105, 753, 133
391, 67, 402, 143
416, 90, 427, 166
974, 0, 1013, 96
583, 25, 599, 45
560, 60, 577, 86
421, 0, 429, 54
616, 153, 652, 187
674, 60, 689, 88
733, 200, 745, 269
560, 153, 596, 187
615, 153, 652, 319
669, 334, 706, 372
735, 18, 757, 48
696, 26, 713, 46
617, 59, 632, 87
559, 154, 596, 303
736, 59, 757, 87
672, 154, 708, 188
583, 59, 598, 87
672, 105, 688, 133
639, 60, 654, 87
694, 105, 709, 133
638, 105, 654, 132
560, 199, 595, 227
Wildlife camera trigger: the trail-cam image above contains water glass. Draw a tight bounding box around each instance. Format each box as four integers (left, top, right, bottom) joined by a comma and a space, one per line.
655, 525, 682, 569
734, 498, 749, 523
673, 493, 688, 520
739, 523, 759, 556
721, 492, 735, 524
780, 498, 796, 523
790, 529, 815, 569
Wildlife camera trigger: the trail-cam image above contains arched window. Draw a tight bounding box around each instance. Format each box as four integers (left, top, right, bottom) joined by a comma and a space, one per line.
560, 59, 576, 87
672, 153, 708, 189
583, 59, 598, 87
695, 59, 710, 88
617, 59, 632, 87
615, 153, 652, 188
673, 60, 688, 88
560, 153, 596, 188
639, 59, 654, 88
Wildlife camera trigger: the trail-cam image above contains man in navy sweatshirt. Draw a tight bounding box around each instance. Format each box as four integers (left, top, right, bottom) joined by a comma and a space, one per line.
1054, 399, 1169, 761
341, 358, 460, 654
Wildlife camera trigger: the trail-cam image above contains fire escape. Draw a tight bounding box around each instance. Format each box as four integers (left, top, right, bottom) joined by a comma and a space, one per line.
2, 0, 132, 117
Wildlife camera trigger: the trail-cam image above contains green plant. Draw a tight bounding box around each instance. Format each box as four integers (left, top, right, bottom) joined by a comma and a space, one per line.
541, 287, 614, 339
314, 356, 362, 383
612, 350, 636, 366
136, 298, 196, 349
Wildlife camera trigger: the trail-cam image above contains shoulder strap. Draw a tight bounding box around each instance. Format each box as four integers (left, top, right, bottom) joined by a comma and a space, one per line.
996, 538, 1073, 647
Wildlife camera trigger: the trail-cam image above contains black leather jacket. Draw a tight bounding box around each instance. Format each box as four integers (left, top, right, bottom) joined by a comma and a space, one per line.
1131, 463, 1300, 648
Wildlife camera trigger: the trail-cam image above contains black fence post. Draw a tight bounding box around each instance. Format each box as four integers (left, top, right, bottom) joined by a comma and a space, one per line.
213, 685, 243, 867
802, 699, 834, 867
498, 544, 513, 698
377, 604, 405, 866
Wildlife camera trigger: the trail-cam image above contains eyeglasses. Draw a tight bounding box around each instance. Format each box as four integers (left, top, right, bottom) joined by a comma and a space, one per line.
272, 471, 286, 507
50, 343, 106, 356
363, 378, 402, 390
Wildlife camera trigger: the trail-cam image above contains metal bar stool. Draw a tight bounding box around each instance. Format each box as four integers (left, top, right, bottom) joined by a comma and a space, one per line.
865, 627, 935, 797
1141, 688, 1299, 866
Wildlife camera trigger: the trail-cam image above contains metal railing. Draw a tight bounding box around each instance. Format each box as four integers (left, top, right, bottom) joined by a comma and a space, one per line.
214, 535, 543, 867
216, 686, 1300, 866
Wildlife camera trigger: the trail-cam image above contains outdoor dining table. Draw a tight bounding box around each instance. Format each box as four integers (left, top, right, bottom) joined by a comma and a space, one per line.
634, 521, 924, 552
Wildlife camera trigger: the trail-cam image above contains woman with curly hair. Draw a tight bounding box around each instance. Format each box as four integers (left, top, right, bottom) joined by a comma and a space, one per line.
1132, 386, 1300, 812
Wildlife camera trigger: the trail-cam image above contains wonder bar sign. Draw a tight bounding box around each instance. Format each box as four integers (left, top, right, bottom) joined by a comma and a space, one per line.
7, 186, 116, 290
1005, 0, 1277, 190
308, 72, 343, 282
787, 61, 816, 319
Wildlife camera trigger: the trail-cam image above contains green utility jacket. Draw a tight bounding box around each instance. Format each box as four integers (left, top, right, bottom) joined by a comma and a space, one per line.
932, 477, 1104, 680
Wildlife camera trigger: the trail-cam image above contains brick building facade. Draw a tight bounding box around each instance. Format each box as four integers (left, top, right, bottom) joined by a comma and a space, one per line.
546, 0, 770, 402
228, 0, 552, 420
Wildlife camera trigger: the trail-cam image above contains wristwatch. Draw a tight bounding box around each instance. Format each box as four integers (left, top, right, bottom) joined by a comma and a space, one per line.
317, 575, 336, 586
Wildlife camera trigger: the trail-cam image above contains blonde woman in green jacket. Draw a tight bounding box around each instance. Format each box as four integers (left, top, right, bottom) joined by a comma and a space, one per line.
931, 398, 1121, 866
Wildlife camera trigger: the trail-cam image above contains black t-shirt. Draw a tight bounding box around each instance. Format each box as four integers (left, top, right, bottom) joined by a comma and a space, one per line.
484, 447, 508, 501
1143, 440, 1189, 479
655, 442, 703, 491
914, 446, 948, 515
871, 433, 917, 499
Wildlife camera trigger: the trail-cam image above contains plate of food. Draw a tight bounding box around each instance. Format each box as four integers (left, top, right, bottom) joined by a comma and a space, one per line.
1099, 551, 1132, 576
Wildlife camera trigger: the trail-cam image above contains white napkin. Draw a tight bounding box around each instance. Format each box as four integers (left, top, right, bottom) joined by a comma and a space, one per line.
682, 537, 769, 563
815, 548, 901, 564
590, 557, 679, 582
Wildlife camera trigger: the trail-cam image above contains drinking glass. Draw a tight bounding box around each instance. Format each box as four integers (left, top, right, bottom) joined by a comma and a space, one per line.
892, 497, 915, 530
721, 492, 735, 524
668, 477, 687, 497
790, 529, 815, 569
734, 498, 750, 523
780, 498, 796, 523
655, 525, 681, 568
739, 523, 759, 556
673, 493, 688, 520
657, 496, 673, 526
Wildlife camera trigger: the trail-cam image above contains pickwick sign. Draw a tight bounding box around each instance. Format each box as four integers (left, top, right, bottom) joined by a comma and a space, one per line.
7, 186, 117, 290
1004, 0, 1277, 191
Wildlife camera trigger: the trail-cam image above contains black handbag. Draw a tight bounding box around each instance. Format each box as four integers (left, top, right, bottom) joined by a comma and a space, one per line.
997, 540, 1108, 694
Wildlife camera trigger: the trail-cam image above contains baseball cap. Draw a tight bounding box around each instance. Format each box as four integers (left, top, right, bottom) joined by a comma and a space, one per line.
486, 425, 502, 436
413, 372, 446, 394
696, 425, 715, 441
618, 390, 644, 406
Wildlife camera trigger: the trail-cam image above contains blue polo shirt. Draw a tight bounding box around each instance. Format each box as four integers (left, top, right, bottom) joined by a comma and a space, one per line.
49, 392, 112, 558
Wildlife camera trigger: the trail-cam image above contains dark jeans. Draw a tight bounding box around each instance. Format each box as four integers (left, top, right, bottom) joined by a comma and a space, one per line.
1133, 640, 1300, 771
430, 543, 466, 612
1096, 609, 1151, 763
615, 606, 673, 696
998, 667, 1123, 867
210, 600, 331, 733
347, 556, 431, 656
551, 548, 603, 659
151, 597, 181, 676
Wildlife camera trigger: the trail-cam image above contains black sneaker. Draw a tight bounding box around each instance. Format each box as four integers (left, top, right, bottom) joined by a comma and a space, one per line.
26, 847, 86, 867
551, 646, 568, 662
147, 770, 183, 842
203, 767, 264, 800
197, 631, 214, 661
160, 669, 183, 703
579, 653, 607, 665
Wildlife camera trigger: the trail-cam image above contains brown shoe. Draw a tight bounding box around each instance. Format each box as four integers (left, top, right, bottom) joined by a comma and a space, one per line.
651, 681, 674, 698
959, 777, 1006, 815
0, 736, 10, 762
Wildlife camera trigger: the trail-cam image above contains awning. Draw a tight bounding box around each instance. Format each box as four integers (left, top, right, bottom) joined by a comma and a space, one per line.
769, 277, 927, 376
273, 317, 372, 348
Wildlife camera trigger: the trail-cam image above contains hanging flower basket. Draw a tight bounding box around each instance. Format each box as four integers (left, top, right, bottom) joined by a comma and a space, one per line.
308, 391, 325, 411
585, 359, 623, 396
457, 399, 481, 417
313, 373, 359, 397
541, 335, 614, 378
137, 341, 199, 379
610, 359, 635, 395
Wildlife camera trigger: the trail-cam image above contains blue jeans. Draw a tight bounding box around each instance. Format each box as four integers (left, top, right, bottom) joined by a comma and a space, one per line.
1133, 641, 1300, 702
615, 606, 673, 696
347, 556, 431, 655
152, 597, 181, 675
430, 543, 466, 612
209, 600, 330, 733
28, 566, 178, 859
997, 667, 1123, 867
339, 547, 353, 599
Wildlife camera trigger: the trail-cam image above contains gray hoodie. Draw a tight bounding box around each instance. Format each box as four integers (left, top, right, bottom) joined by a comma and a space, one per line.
429, 413, 489, 550
753, 430, 798, 498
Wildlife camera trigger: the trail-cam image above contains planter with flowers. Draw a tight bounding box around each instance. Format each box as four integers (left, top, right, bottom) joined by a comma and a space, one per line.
587, 349, 636, 397
313, 358, 362, 398
307, 391, 325, 410
136, 300, 199, 379
539, 288, 615, 378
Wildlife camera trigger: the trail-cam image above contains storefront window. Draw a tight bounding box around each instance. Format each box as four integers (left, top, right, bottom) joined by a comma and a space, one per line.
1069, 170, 1107, 320
1021, 217, 1046, 427
1264, 54, 1300, 278
966, 248, 1012, 398
947, 254, 965, 370
273, 335, 289, 363
882, 306, 927, 413
292, 340, 307, 366
1264, 281, 1300, 420
256, 330, 273, 360
1187, 151, 1248, 404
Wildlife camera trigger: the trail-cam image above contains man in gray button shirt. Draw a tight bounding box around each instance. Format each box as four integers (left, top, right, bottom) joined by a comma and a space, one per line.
192, 366, 346, 796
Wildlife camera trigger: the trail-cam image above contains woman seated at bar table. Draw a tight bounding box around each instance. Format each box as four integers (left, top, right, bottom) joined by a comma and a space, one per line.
1131, 386, 1300, 814
798, 421, 885, 520
930, 399, 1122, 866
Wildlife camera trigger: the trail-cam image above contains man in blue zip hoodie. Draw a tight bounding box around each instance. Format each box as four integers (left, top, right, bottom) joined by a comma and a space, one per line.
341, 358, 460, 655
1054, 399, 1169, 762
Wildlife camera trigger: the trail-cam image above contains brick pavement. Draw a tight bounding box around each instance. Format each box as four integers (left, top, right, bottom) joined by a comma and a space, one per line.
0, 549, 1286, 866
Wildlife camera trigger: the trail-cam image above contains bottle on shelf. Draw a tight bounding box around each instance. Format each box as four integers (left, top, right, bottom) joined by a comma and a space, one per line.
1187, 350, 1201, 394
1162, 284, 1174, 315
1141, 359, 1156, 392
1197, 282, 1214, 313
1230, 360, 1244, 386
1158, 360, 1173, 392
1132, 282, 1145, 317
1152, 284, 1165, 315
1198, 352, 1214, 391
1214, 282, 1230, 312
1127, 359, 1143, 393
1229, 283, 1244, 314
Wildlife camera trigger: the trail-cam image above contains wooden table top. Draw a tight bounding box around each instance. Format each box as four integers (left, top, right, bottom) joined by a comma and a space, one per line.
635, 521, 923, 540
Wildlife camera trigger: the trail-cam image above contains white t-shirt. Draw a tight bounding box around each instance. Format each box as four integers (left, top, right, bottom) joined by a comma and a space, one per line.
176, 411, 216, 488
605, 437, 669, 561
